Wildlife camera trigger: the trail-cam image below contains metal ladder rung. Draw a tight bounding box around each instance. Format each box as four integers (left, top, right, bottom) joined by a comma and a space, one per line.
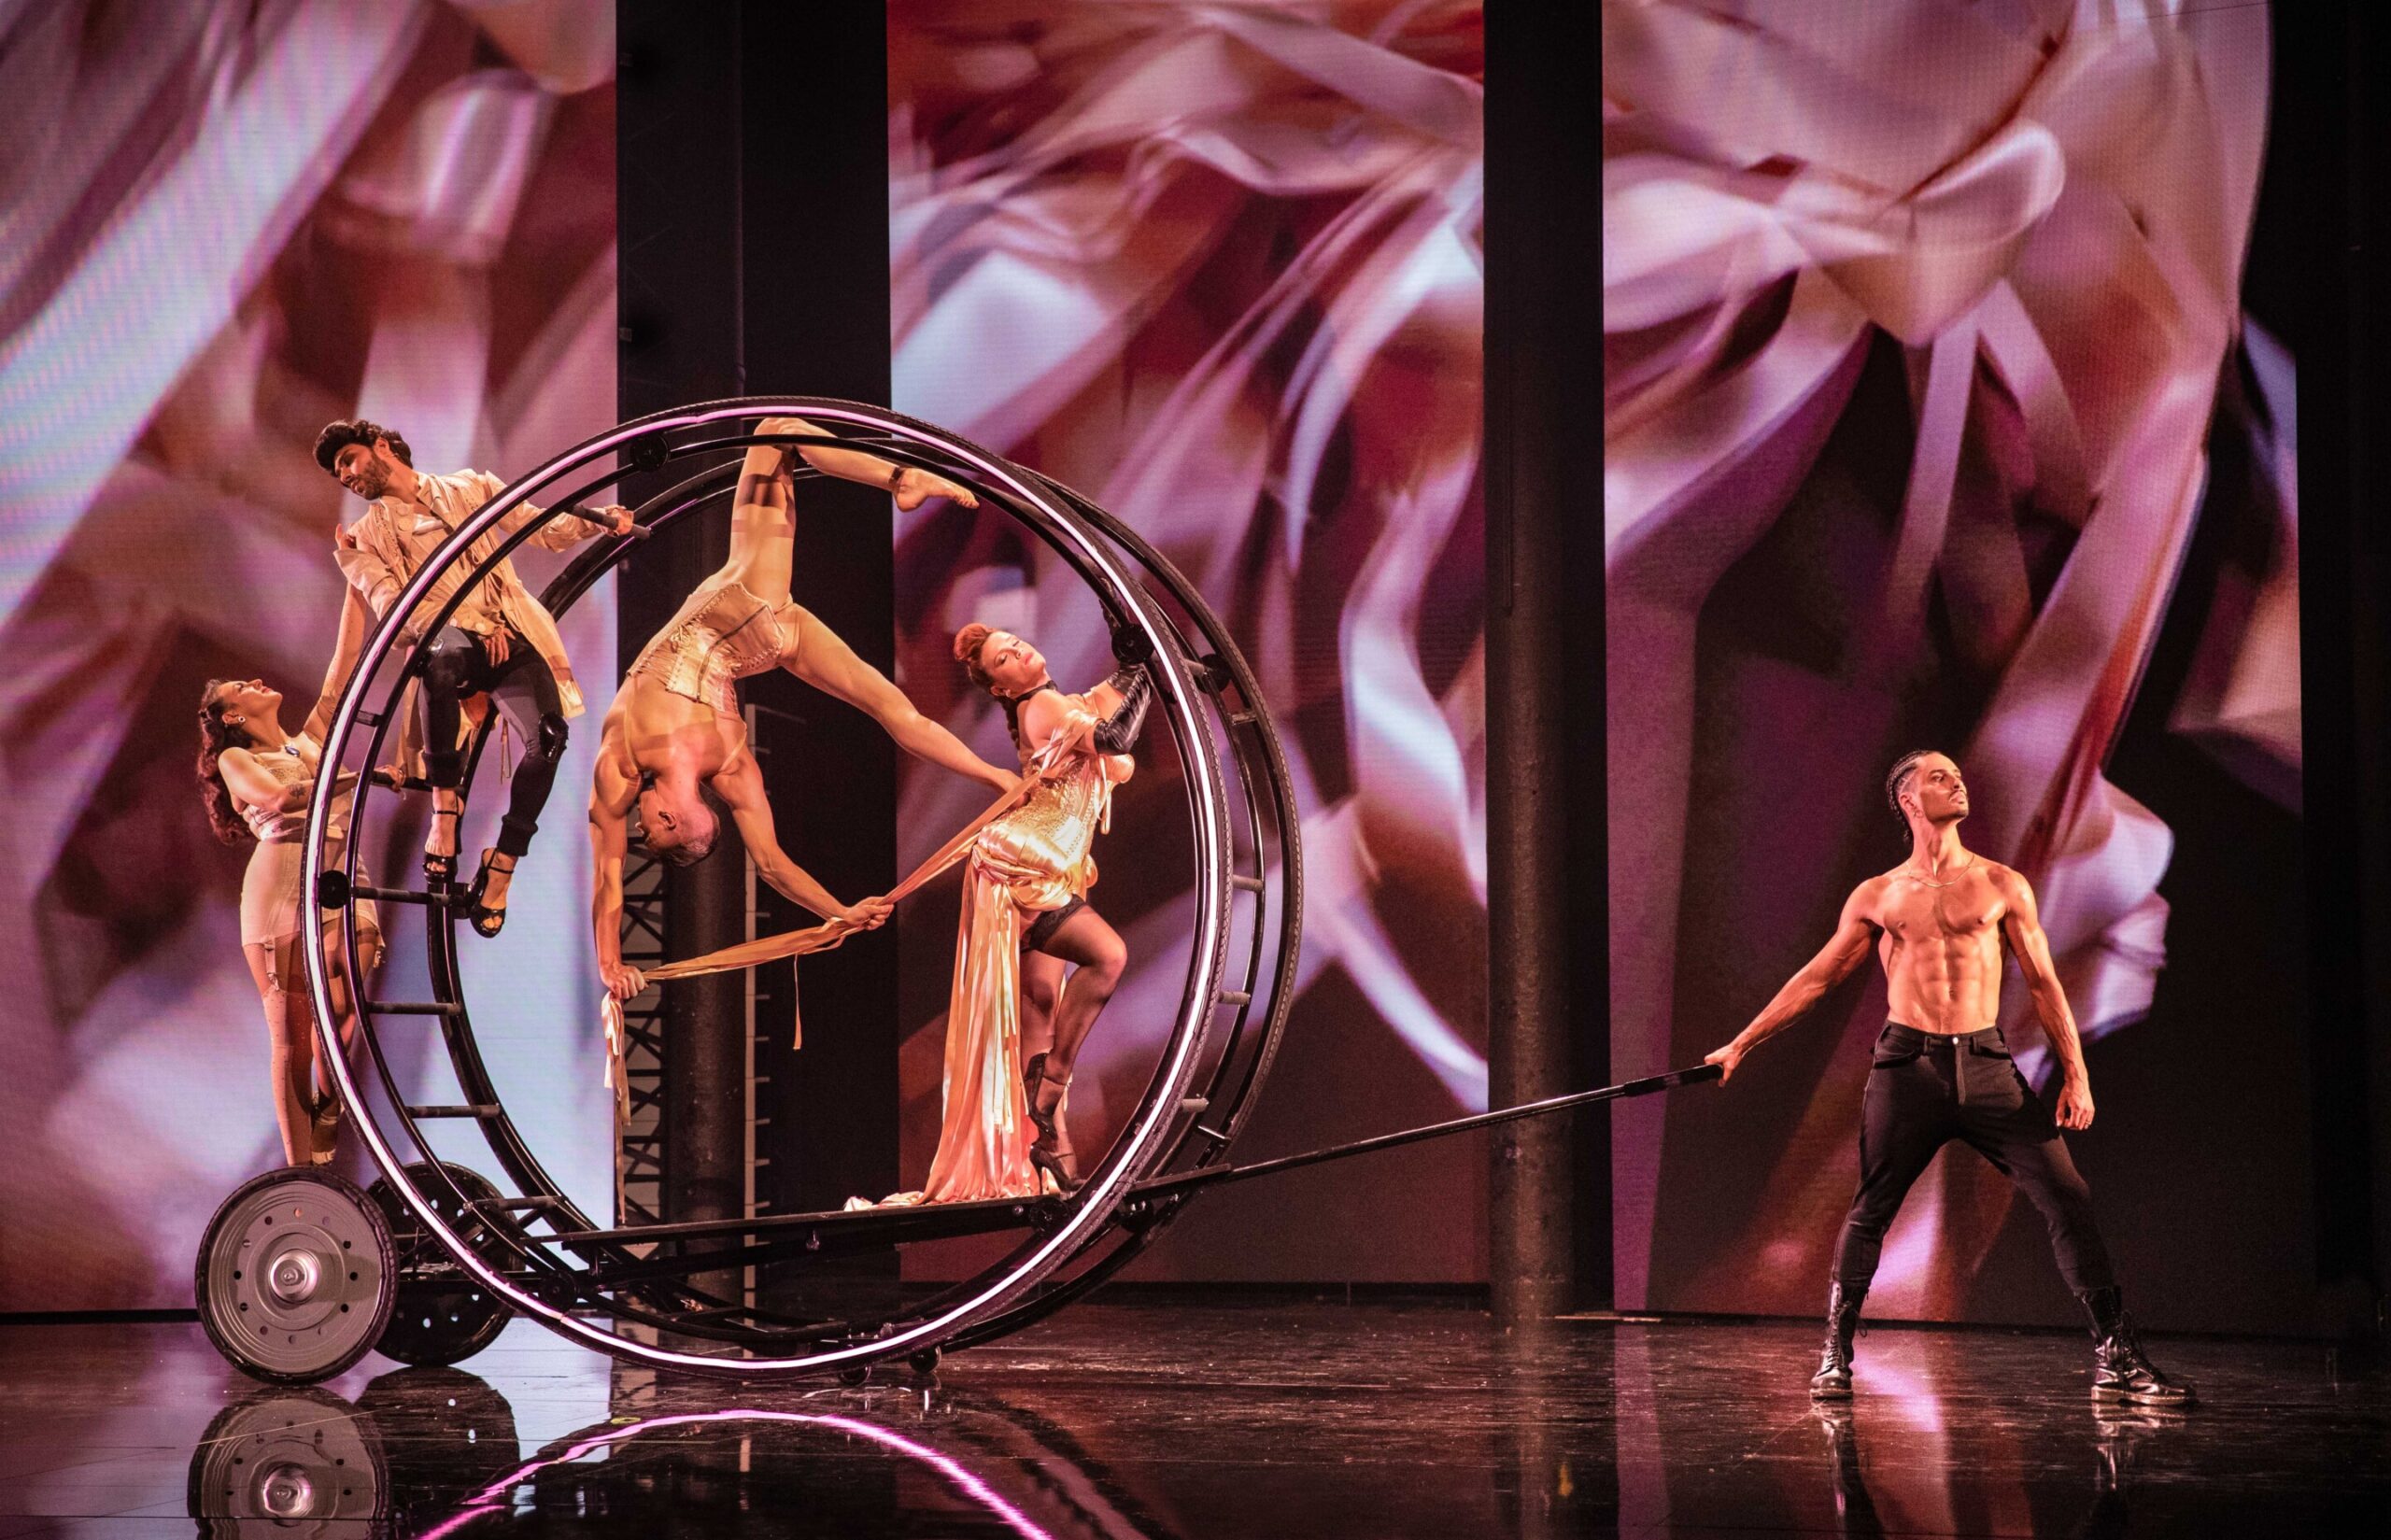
466, 1195, 566, 1214
367, 1001, 464, 1017
1228, 711, 1257, 728
1229, 872, 1264, 893
406, 1104, 502, 1120
1194, 1124, 1231, 1144
1216, 988, 1252, 1008
352, 885, 446, 907
1178, 1096, 1210, 1113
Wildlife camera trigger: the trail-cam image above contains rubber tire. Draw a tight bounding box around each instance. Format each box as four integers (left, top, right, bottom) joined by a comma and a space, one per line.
193, 1168, 397, 1387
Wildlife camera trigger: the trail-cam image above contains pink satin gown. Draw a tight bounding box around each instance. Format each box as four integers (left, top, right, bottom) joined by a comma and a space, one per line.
864, 697, 1121, 1208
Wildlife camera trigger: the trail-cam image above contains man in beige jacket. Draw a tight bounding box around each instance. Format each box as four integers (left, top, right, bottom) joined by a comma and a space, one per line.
313, 417, 630, 937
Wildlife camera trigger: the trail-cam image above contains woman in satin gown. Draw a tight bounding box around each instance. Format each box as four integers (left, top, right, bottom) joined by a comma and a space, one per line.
198, 677, 383, 1166
883, 625, 1151, 1204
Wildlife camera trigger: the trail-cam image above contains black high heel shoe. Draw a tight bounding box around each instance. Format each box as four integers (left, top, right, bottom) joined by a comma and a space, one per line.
1023, 1056, 1078, 1194
423, 805, 460, 883
465, 848, 516, 939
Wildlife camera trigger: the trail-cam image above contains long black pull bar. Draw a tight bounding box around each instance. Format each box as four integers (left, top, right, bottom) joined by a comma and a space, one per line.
1129, 1062, 1725, 1202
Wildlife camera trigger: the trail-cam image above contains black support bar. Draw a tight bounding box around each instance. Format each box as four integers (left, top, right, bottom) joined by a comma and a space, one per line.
1129, 1064, 1725, 1204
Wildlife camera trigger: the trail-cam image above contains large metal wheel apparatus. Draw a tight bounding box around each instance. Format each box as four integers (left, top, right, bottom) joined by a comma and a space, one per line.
193, 400, 1302, 1382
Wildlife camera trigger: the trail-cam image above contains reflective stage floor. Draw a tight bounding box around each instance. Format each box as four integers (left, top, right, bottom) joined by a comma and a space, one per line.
0, 1298, 2384, 1536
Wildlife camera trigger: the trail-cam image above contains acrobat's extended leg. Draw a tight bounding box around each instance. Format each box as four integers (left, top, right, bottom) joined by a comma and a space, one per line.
1020, 951, 1064, 1067
252, 936, 317, 1168
314, 921, 380, 1157
465, 646, 569, 937
782, 604, 1013, 790
419, 626, 490, 878
719, 415, 981, 606
723, 434, 800, 608
1036, 906, 1126, 1081
1018, 949, 1066, 1139
1022, 906, 1127, 1192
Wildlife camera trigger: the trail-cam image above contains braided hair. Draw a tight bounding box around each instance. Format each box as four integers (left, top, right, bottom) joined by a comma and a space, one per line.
1883, 749, 1944, 833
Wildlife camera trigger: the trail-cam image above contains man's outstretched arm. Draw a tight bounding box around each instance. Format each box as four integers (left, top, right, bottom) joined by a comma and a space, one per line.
590, 750, 644, 1002
1997, 868, 2095, 1130
1705, 884, 1879, 1081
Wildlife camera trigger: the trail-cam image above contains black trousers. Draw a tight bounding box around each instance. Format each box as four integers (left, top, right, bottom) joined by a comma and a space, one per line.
420, 626, 566, 860
1832, 1022, 2116, 1295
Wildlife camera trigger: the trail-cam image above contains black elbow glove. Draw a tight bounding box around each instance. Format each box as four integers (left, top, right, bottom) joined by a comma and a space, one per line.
1093, 665, 1153, 754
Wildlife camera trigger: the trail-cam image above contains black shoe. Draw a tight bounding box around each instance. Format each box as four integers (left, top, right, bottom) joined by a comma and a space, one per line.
2079, 1286, 2195, 1406
465, 848, 516, 939
1811, 1282, 1865, 1399
423, 805, 460, 883
1024, 1058, 1079, 1195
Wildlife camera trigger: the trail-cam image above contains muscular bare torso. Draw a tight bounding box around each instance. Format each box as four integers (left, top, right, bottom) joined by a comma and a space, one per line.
599, 676, 748, 792
1860, 857, 2016, 1034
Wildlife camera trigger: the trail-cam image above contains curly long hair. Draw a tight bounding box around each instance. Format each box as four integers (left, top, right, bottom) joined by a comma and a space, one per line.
196, 680, 259, 845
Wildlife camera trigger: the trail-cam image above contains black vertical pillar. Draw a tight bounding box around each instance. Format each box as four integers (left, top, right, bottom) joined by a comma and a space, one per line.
1485, 4, 1603, 1321
735, 7, 900, 1242
619, 2, 748, 1292
2285, 3, 2391, 1343
620, 4, 902, 1294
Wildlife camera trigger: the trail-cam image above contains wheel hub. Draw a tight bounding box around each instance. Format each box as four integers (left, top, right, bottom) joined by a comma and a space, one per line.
264, 1247, 321, 1307
256, 1460, 316, 1517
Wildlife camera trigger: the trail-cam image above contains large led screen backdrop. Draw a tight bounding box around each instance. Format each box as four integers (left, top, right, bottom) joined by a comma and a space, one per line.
886, 2, 1489, 1280
1605, 2, 2306, 1329
0, 2, 618, 1309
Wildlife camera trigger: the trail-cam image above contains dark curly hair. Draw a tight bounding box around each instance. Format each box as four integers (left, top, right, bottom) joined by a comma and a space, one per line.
1884, 748, 1945, 830
313, 417, 413, 474
196, 680, 261, 845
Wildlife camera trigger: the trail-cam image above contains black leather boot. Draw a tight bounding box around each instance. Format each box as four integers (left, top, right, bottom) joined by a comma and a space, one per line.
1810, 1282, 1865, 1399
2079, 1286, 2194, 1405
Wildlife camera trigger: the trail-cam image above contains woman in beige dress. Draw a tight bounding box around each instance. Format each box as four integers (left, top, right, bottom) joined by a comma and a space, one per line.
198, 677, 383, 1166
919, 625, 1146, 1199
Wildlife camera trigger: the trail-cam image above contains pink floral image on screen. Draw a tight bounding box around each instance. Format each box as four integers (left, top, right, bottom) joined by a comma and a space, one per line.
1605, 1, 2299, 1319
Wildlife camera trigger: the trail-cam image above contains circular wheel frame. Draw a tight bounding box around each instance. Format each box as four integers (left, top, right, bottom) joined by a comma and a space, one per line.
194, 1169, 397, 1387
296, 398, 1301, 1378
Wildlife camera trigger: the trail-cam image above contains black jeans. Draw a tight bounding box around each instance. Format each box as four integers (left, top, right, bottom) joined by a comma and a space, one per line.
1832, 1022, 2116, 1295
420, 626, 567, 860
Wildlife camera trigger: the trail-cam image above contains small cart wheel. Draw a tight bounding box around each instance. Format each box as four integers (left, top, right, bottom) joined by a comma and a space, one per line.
194, 1169, 396, 1386
366, 1163, 514, 1367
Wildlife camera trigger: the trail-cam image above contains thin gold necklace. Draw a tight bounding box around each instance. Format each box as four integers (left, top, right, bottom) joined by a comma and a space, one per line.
1902, 854, 1975, 889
